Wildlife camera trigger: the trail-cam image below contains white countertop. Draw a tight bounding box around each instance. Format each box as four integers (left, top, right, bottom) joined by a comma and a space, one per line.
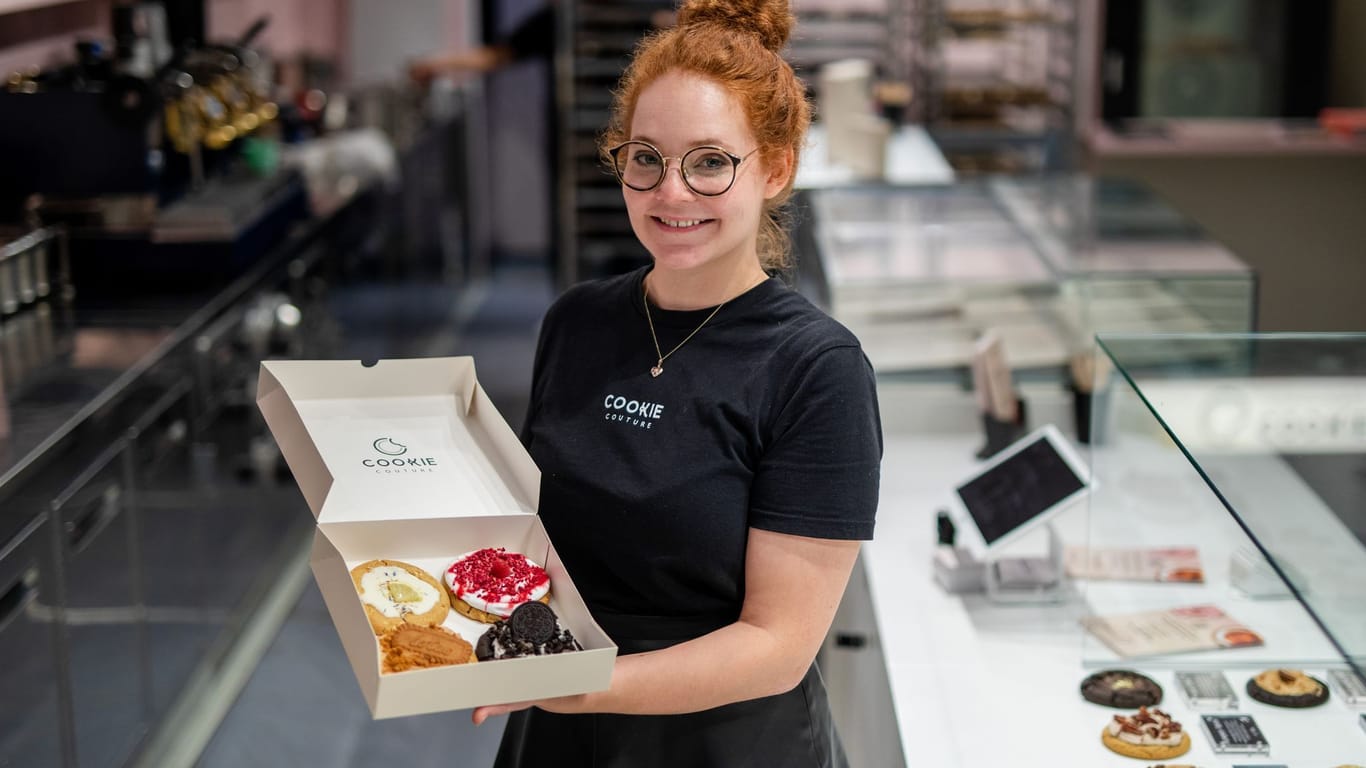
866, 430, 1366, 767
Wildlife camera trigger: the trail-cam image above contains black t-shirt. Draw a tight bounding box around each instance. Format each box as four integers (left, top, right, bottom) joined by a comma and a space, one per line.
522, 267, 881, 643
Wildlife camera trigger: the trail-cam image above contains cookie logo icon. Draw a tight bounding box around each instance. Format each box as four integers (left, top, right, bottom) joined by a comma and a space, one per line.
372, 437, 407, 456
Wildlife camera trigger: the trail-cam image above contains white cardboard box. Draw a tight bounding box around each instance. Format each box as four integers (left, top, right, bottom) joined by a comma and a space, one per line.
256, 357, 616, 718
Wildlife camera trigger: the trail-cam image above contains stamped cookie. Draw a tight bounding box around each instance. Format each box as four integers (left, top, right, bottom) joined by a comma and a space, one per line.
380, 625, 477, 673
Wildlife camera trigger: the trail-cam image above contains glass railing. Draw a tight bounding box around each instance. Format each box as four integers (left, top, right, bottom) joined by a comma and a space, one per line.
1083, 333, 1366, 679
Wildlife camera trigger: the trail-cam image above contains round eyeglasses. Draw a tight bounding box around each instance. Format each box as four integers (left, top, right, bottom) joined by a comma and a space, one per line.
607, 141, 759, 197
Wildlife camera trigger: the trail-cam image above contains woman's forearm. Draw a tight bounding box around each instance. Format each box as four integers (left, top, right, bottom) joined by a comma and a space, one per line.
587, 619, 813, 715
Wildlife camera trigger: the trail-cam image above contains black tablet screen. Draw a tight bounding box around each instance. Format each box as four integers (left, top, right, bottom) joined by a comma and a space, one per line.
955, 437, 1085, 546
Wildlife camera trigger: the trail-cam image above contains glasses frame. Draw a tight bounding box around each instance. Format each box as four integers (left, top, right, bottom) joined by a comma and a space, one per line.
607, 141, 759, 197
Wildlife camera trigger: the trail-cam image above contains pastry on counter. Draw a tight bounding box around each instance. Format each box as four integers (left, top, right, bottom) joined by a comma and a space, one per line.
1080, 669, 1163, 708
1246, 668, 1329, 708
350, 559, 451, 634
1101, 707, 1190, 760
445, 547, 551, 623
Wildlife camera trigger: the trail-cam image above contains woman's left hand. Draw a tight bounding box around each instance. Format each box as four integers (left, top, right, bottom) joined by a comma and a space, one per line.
471, 693, 591, 726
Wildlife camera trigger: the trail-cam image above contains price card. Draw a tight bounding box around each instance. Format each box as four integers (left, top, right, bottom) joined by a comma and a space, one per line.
1201, 714, 1270, 755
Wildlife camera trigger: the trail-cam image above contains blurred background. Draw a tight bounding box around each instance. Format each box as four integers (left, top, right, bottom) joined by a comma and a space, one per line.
0, 1, 1363, 766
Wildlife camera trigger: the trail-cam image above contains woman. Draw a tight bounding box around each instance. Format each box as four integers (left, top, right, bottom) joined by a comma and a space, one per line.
475, 1, 882, 765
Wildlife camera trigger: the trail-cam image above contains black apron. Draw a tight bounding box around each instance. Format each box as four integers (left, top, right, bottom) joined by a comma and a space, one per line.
491, 612, 848, 768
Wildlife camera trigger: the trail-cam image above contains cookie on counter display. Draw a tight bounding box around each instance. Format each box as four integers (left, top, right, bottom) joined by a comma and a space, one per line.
1080, 669, 1163, 708
1100, 707, 1191, 760
1246, 668, 1329, 708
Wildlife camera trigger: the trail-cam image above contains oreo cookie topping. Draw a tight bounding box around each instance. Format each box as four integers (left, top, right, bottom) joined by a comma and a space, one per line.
510, 601, 557, 645
475, 602, 583, 661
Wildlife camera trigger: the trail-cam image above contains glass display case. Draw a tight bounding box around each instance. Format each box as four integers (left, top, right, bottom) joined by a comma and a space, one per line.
1072, 333, 1366, 761
801, 176, 1256, 378
1083, 332, 1366, 672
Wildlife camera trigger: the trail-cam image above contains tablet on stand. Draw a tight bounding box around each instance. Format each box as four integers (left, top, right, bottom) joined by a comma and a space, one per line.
935, 424, 1090, 603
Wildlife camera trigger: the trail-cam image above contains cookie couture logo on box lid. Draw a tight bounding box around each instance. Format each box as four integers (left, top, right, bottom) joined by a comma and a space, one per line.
362, 436, 440, 474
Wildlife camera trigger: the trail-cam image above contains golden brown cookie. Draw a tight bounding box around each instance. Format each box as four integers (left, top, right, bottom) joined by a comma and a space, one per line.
1100, 730, 1191, 760
380, 625, 476, 673
1247, 668, 1329, 708
350, 559, 451, 635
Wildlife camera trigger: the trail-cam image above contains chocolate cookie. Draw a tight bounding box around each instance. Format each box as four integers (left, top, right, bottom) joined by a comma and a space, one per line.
1081, 669, 1163, 708
1246, 668, 1329, 708
510, 601, 557, 645
475, 603, 583, 661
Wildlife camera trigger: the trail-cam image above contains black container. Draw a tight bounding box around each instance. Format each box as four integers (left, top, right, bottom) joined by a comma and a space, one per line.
976, 398, 1027, 460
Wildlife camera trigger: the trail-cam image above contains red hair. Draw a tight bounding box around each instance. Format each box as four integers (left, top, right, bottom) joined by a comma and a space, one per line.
601, 0, 812, 271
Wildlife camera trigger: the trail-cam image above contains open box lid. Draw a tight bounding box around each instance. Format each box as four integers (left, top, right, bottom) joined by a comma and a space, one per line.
256, 357, 539, 523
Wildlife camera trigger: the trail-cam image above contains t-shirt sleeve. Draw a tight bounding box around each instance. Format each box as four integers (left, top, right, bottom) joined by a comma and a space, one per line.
749, 345, 882, 540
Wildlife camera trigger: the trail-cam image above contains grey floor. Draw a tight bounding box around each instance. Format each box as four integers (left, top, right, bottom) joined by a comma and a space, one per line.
197, 262, 555, 768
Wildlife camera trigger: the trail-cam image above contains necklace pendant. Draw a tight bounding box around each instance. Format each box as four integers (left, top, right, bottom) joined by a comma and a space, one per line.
650, 363, 663, 378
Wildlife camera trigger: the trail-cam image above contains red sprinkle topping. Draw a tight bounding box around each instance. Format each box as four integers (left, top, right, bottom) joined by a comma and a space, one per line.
447, 548, 548, 601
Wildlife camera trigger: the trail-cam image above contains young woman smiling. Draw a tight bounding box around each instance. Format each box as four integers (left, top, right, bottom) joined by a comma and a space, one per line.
476, 2, 882, 765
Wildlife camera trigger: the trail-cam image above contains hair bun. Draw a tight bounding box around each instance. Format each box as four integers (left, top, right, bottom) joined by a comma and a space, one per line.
677, 0, 794, 53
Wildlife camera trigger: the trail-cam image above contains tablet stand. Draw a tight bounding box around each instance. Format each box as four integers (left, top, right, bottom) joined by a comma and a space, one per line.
985, 523, 1068, 603
932, 524, 1068, 603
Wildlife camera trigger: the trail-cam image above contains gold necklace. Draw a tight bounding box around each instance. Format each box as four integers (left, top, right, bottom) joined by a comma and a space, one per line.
643, 282, 728, 378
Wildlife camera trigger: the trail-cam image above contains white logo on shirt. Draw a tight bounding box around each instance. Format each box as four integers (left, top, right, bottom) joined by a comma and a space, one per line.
603, 393, 665, 430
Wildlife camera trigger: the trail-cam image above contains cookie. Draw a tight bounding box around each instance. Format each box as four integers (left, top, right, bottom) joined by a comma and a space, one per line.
1246, 668, 1329, 708
350, 559, 451, 635
453, 591, 551, 623
380, 625, 476, 673
1100, 730, 1191, 760
510, 601, 558, 645
475, 602, 583, 661
1102, 707, 1190, 760
445, 548, 552, 623
1081, 669, 1163, 708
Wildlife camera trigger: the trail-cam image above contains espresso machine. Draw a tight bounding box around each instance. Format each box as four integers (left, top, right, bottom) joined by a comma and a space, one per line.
0, 5, 307, 299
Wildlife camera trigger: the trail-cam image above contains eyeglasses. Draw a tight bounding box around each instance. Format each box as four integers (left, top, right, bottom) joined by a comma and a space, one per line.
607, 141, 759, 197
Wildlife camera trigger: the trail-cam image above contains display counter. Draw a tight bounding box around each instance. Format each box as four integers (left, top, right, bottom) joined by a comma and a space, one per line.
833, 334, 1366, 767
799, 176, 1256, 378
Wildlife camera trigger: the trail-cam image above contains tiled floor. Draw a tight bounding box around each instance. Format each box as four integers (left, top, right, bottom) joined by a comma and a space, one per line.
196, 262, 555, 767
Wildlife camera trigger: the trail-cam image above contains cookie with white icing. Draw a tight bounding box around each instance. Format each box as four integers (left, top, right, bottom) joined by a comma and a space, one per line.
445, 548, 551, 623
350, 559, 451, 635
1100, 707, 1191, 760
